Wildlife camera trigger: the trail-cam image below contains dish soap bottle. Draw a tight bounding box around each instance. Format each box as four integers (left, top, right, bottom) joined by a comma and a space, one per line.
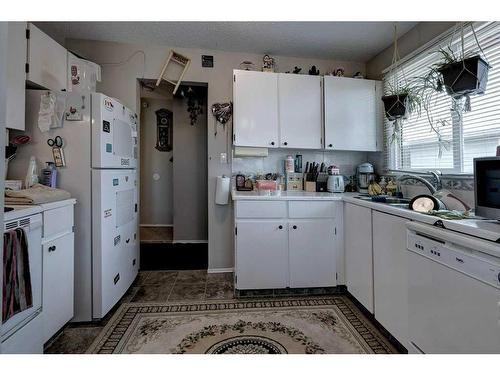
25, 156, 39, 189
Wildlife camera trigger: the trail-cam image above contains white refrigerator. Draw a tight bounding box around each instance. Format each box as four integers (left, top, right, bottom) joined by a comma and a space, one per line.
14, 90, 139, 321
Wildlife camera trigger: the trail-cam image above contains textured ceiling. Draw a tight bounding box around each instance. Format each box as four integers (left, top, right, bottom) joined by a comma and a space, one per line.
36, 22, 418, 62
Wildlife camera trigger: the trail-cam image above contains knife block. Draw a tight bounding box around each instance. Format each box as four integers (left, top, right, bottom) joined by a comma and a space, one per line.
305, 181, 316, 192
316, 172, 329, 192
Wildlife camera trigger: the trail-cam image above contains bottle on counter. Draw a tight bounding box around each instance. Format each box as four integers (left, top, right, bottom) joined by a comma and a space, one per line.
24, 156, 39, 189
41, 162, 57, 188
285, 155, 295, 174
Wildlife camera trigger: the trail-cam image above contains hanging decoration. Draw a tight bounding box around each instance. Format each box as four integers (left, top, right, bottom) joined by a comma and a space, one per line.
178, 86, 205, 126
211, 102, 232, 137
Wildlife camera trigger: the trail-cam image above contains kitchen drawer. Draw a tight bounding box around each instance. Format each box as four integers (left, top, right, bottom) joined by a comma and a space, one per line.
43, 205, 74, 238
235, 201, 287, 218
288, 201, 336, 218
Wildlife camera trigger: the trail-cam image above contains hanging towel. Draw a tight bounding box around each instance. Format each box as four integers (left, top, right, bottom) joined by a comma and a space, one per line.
2, 228, 33, 323
5, 183, 71, 205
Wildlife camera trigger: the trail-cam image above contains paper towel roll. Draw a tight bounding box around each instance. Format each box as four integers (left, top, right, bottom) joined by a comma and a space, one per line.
215, 176, 230, 205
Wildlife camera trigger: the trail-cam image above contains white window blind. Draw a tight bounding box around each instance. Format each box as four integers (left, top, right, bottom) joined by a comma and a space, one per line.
383, 22, 500, 174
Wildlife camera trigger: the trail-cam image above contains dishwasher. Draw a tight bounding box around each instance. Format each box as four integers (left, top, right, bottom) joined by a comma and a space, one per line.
406, 221, 500, 354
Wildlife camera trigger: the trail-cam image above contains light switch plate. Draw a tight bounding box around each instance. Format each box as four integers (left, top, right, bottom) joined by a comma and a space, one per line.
220, 152, 228, 164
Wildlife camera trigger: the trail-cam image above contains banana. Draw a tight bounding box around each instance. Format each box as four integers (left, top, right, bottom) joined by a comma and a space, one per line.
368, 181, 382, 196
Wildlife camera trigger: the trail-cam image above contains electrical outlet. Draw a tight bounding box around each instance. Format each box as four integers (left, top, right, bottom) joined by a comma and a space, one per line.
220, 152, 228, 164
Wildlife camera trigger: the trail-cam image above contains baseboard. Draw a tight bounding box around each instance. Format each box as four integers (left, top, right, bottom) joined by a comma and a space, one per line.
172, 240, 208, 244
207, 267, 234, 273
140, 224, 173, 227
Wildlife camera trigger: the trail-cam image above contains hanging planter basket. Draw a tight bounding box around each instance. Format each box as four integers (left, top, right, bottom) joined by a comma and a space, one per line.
381, 94, 408, 121
438, 55, 490, 97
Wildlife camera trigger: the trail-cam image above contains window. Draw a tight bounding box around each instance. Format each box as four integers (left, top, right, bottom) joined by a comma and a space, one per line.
383, 22, 500, 174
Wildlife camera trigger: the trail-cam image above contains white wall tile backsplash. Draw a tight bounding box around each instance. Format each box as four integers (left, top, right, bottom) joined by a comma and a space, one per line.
232, 148, 371, 177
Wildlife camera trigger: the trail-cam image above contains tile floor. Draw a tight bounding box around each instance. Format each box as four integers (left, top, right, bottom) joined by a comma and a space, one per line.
44, 270, 234, 354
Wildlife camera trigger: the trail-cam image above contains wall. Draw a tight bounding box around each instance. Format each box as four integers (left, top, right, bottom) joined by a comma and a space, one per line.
0, 23, 7, 349
366, 22, 455, 80
172, 88, 208, 242
233, 149, 369, 177
63, 38, 366, 271
139, 96, 174, 225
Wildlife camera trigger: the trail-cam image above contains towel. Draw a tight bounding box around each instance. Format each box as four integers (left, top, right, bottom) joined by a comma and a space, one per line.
5, 183, 71, 205
2, 228, 33, 323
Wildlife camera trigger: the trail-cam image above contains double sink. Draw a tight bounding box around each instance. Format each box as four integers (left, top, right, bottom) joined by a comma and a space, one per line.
353, 195, 411, 209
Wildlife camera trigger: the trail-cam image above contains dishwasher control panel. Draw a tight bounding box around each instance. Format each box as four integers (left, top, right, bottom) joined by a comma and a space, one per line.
407, 230, 500, 289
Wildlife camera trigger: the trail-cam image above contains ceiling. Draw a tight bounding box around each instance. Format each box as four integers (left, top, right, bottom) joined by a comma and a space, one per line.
36, 22, 418, 62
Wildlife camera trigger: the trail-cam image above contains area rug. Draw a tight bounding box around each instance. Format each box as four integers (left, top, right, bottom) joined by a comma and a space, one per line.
87, 296, 397, 354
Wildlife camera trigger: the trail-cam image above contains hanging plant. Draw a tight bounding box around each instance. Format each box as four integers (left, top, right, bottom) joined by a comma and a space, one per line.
411, 22, 491, 157
382, 24, 422, 142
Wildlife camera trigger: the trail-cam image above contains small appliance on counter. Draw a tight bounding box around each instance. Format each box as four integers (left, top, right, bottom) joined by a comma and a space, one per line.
327, 167, 345, 193
474, 156, 500, 220
356, 162, 375, 193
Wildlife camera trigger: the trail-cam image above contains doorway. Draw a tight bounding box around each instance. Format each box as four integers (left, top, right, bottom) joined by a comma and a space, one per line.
139, 79, 208, 269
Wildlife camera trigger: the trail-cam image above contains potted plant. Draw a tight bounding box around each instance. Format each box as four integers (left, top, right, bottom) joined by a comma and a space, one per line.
382, 84, 421, 121
435, 47, 490, 98
381, 25, 422, 129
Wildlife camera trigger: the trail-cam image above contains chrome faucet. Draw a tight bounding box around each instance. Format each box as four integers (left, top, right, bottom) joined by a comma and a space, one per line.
397, 170, 442, 195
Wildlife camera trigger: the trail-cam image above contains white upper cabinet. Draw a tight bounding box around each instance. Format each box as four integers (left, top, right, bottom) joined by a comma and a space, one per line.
2, 22, 27, 130
324, 76, 382, 152
27, 23, 67, 92
278, 74, 322, 149
233, 70, 279, 148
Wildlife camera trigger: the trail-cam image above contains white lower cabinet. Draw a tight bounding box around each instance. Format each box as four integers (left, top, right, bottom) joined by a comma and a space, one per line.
372, 211, 409, 347
42, 232, 75, 343
234, 200, 339, 290
344, 203, 374, 313
39, 200, 76, 343
235, 220, 288, 290
289, 220, 336, 288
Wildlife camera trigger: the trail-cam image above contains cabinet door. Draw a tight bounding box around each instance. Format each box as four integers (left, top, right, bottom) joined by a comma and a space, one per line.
373, 211, 408, 347
278, 74, 322, 149
344, 203, 374, 312
288, 219, 336, 288
27, 23, 67, 92
42, 232, 74, 343
235, 220, 287, 289
233, 70, 279, 148
4, 22, 27, 130
324, 76, 379, 151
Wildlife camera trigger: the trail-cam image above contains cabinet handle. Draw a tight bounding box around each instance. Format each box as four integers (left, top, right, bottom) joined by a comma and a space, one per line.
283, 142, 288, 146
270, 141, 275, 146
292, 225, 297, 230
278, 225, 283, 229
48, 245, 56, 252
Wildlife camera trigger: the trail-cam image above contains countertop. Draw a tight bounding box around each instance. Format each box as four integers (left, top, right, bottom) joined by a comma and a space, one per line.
232, 190, 500, 243
232, 190, 344, 201
4, 198, 77, 222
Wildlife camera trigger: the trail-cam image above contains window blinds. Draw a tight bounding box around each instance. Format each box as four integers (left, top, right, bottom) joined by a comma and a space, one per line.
383, 22, 500, 174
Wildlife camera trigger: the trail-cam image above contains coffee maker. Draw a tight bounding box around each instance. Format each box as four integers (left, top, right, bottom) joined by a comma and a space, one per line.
356, 163, 375, 193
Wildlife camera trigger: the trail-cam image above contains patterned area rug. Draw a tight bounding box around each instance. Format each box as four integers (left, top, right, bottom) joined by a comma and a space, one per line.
87, 296, 397, 354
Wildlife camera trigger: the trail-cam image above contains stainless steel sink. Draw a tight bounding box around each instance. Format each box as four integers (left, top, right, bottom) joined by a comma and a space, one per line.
353, 195, 411, 209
